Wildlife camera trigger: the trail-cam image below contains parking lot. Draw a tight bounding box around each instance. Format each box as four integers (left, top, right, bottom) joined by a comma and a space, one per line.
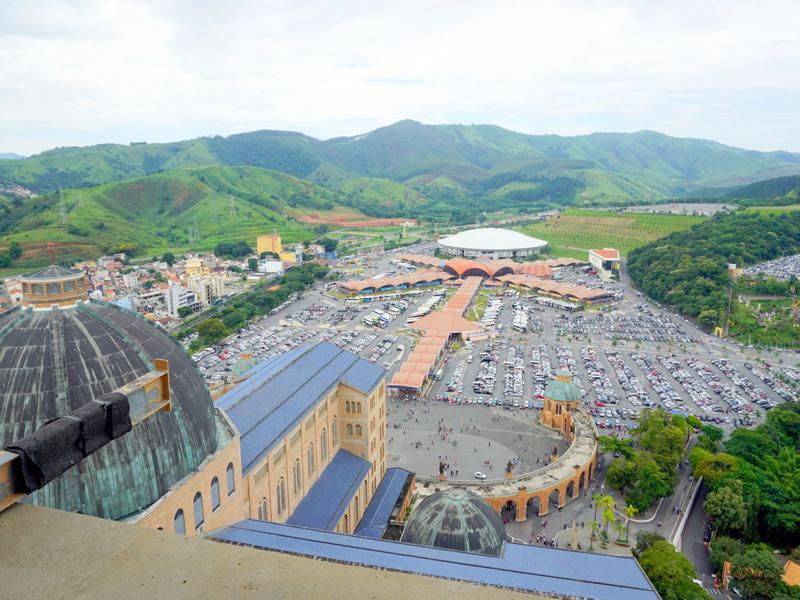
184, 243, 798, 441
425, 287, 797, 437
744, 252, 800, 280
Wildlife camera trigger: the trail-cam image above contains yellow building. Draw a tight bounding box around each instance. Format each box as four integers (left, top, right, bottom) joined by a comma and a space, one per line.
137, 342, 387, 536
257, 232, 282, 256
185, 257, 204, 277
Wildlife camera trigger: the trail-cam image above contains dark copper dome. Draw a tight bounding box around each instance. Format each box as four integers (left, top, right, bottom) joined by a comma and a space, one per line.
0, 299, 217, 519
401, 490, 506, 556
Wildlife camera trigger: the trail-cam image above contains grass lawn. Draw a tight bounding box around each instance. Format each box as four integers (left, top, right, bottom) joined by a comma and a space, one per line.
466, 291, 490, 321
745, 204, 800, 214
517, 208, 705, 257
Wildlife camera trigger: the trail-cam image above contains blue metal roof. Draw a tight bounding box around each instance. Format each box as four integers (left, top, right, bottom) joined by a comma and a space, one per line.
212, 520, 660, 600
216, 342, 384, 473
354, 468, 412, 539
286, 450, 371, 531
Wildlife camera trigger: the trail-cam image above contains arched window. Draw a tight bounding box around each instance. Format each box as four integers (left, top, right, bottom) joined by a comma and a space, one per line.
173, 509, 185, 535
226, 463, 235, 495
355, 424, 362, 437
346, 423, 353, 436
211, 476, 221, 511
293, 459, 302, 494
320, 428, 328, 461
193, 492, 204, 532
258, 497, 268, 521
357, 402, 362, 414
277, 478, 286, 515
345, 401, 351, 413
307, 443, 315, 476
332, 417, 338, 446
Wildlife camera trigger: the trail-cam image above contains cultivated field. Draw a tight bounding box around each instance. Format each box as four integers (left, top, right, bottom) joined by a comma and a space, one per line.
518, 208, 706, 258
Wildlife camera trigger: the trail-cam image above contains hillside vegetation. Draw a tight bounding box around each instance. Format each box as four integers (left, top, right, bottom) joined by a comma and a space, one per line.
4, 122, 800, 222
0, 166, 365, 266
726, 175, 800, 203
627, 211, 800, 338
517, 209, 705, 258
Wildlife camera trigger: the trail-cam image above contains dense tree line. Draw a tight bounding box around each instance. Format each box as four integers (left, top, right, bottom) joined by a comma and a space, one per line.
691, 402, 800, 547
726, 175, 800, 200
214, 240, 253, 259
602, 409, 689, 510
628, 211, 800, 328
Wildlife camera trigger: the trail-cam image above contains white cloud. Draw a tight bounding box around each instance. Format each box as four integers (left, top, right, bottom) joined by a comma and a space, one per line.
1, 0, 799, 153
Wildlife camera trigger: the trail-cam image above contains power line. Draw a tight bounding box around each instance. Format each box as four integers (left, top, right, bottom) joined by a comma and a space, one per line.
188, 214, 200, 245
58, 188, 68, 225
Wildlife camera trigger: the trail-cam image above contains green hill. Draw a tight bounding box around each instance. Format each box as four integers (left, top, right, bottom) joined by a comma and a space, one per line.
4, 123, 800, 218
0, 166, 363, 267
725, 175, 800, 203
628, 210, 800, 346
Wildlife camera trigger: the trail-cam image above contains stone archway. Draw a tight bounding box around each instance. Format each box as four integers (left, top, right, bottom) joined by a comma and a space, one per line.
566, 480, 575, 500
548, 488, 561, 512
501, 500, 517, 523
579, 470, 586, 493
526, 496, 541, 519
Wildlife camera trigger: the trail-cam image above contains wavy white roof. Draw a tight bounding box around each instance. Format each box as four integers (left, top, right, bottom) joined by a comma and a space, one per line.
438, 228, 547, 252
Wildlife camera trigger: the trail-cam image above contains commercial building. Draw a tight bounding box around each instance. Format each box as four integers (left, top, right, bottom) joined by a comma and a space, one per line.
258, 259, 284, 277
589, 248, 621, 281
437, 227, 547, 258
165, 284, 200, 316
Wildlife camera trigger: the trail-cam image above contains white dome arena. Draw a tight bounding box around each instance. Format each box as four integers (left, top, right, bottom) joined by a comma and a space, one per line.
437, 227, 548, 258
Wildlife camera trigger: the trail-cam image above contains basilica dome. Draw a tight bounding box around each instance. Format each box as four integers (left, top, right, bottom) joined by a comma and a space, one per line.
0, 266, 217, 519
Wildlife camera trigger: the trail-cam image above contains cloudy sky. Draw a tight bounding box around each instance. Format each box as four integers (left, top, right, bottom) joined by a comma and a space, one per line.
2, 0, 800, 155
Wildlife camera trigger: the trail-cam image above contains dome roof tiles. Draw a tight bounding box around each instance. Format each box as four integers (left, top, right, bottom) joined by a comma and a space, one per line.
0, 301, 217, 519
401, 490, 506, 556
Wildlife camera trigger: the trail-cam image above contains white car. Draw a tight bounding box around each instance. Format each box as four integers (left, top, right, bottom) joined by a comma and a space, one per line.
474, 472, 487, 480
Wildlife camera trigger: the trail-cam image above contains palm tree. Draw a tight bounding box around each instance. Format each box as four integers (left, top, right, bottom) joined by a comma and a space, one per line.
589, 520, 600, 550
602, 507, 616, 535
624, 504, 638, 543
614, 520, 625, 542
597, 494, 615, 532
592, 493, 603, 523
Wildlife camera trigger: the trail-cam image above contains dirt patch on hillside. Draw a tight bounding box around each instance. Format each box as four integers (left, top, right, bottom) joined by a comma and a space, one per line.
299, 213, 417, 228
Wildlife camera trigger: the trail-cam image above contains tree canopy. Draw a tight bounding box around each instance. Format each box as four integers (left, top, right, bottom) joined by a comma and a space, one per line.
604, 409, 687, 510
638, 540, 711, 600
214, 240, 253, 259
628, 211, 800, 330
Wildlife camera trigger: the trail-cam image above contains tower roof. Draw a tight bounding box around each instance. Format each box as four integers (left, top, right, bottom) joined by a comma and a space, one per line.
544, 370, 581, 402
19, 265, 84, 281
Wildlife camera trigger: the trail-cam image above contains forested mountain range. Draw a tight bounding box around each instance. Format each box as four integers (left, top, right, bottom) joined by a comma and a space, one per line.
3, 121, 800, 218
2, 121, 800, 267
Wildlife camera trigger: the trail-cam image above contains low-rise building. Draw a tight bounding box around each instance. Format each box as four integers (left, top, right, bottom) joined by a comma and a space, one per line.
589, 248, 621, 281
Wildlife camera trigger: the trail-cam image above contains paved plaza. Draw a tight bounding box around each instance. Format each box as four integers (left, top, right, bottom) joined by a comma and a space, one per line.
386, 401, 567, 481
